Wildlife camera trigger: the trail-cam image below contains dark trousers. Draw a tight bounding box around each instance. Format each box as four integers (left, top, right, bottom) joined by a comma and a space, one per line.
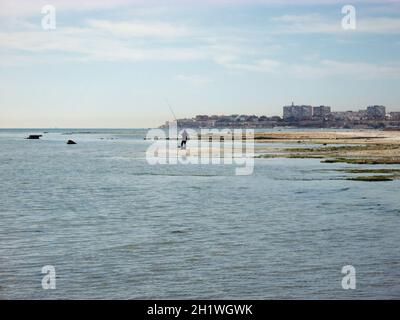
181, 140, 187, 149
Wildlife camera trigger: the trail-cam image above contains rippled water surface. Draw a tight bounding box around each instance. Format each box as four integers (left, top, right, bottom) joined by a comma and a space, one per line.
0, 129, 399, 299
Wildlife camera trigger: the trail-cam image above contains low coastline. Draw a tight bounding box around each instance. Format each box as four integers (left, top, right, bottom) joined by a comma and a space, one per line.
253, 130, 400, 181
254, 130, 400, 161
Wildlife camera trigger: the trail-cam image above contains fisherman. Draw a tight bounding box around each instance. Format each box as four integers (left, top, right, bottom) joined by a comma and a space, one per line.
180, 129, 188, 149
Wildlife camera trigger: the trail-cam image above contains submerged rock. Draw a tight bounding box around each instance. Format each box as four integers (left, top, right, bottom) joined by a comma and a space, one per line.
67, 140, 77, 145
26, 135, 42, 140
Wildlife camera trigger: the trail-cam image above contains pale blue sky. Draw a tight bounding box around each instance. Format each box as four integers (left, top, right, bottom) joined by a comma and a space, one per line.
1, 0, 400, 128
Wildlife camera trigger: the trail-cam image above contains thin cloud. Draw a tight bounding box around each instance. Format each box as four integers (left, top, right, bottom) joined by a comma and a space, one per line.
289, 60, 400, 79
1, 0, 398, 18
0, 2, 399, 80
0, 20, 205, 62
86, 19, 190, 38
270, 14, 400, 34
176, 74, 213, 85
218, 58, 281, 72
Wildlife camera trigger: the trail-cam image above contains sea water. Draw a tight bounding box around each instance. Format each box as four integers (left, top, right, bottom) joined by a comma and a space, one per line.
0, 129, 399, 299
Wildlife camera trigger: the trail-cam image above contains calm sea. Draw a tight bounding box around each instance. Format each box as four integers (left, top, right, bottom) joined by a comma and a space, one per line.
0, 129, 399, 299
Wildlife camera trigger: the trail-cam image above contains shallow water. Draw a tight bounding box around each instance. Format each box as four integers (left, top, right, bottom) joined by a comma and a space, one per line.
0, 129, 399, 299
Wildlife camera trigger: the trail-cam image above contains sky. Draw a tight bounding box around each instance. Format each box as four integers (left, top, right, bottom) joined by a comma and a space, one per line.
0, 0, 400, 128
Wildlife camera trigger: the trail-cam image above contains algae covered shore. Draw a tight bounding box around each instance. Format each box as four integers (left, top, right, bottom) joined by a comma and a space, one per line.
254, 130, 400, 181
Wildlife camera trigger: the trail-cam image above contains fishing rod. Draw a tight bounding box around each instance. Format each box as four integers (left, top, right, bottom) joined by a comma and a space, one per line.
165, 99, 182, 147
165, 99, 178, 123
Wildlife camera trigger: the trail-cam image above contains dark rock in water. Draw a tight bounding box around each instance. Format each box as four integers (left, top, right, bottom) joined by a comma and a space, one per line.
26, 135, 42, 140
67, 140, 77, 145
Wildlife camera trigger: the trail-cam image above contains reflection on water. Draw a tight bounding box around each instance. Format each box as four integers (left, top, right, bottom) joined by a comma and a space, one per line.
0, 129, 399, 299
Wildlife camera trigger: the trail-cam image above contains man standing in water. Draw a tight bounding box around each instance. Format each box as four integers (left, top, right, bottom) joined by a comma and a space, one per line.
180, 129, 188, 150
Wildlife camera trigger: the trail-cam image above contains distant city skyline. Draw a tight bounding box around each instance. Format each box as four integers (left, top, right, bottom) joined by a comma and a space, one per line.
1, 0, 400, 128
170, 104, 397, 119
161, 104, 400, 129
